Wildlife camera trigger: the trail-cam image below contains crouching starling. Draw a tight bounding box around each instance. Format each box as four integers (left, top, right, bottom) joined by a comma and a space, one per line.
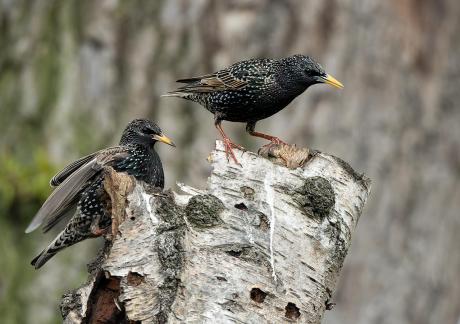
26, 119, 175, 269
164, 54, 343, 164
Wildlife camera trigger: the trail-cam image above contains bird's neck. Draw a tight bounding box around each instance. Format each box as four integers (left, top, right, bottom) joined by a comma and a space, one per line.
274, 65, 309, 96
148, 146, 165, 189
130, 144, 164, 188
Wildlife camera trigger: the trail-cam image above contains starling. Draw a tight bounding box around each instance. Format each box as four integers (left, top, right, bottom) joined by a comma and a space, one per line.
164, 54, 343, 164
26, 119, 175, 269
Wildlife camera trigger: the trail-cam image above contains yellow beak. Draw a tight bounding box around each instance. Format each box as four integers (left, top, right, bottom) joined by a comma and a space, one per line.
322, 74, 344, 89
153, 134, 176, 147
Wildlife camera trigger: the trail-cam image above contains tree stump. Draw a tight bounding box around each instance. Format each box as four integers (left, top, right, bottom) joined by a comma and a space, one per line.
61, 141, 370, 324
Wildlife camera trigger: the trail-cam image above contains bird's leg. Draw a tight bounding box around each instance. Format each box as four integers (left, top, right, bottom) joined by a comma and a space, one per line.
214, 119, 242, 165
90, 214, 109, 237
246, 122, 288, 147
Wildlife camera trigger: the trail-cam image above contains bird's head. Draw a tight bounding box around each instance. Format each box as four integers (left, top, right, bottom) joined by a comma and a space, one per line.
281, 54, 343, 90
120, 119, 175, 147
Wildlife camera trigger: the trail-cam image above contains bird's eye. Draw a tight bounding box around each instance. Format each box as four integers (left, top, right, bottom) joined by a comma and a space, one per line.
142, 127, 154, 134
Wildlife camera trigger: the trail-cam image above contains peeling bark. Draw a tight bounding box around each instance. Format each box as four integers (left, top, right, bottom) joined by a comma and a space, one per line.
61, 142, 370, 324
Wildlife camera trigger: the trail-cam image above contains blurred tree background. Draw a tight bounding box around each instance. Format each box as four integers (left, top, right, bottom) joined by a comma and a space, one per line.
1, 0, 459, 323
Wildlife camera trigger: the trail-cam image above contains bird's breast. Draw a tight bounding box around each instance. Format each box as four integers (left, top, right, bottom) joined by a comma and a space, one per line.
209, 87, 298, 122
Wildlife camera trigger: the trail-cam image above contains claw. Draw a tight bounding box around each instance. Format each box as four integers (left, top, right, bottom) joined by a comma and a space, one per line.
223, 138, 242, 166
215, 120, 243, 166
261, 137, 288, 149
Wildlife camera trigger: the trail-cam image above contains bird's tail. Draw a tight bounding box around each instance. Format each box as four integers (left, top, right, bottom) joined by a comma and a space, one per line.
31, 225, 83, 269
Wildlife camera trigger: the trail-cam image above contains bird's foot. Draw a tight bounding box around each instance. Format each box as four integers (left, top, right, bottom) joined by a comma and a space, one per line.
261, 137, 289, 149
223, 139, 243, 166
230, 142, 246, 151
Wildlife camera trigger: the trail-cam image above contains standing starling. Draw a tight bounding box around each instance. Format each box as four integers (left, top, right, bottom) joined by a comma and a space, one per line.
164, 54, 343, 164
26, 119, 175, 269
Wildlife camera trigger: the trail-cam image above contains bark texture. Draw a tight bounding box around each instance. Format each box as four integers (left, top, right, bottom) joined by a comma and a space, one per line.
61, 142, 370, 323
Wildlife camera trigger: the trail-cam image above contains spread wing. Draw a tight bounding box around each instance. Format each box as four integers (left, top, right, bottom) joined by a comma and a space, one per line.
50, 152, 99, 187
25, 147, 130, 234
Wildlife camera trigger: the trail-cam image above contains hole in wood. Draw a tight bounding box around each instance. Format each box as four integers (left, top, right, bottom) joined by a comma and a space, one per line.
326, 299, 336, 310
127, 272, 144, 286
285, 302, 301, 320
226, 250, 242, 257
234, 202, 248, 210
250, 288, 267, 303
86, 274, 125, 323
130, 216, 135, 221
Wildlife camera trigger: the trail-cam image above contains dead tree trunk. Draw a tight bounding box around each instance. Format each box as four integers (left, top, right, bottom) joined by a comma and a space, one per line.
61, 142, 370, 324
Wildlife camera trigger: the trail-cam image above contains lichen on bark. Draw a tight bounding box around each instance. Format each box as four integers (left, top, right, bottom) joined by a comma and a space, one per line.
292, 176, 335, 219
185, 194, 225, 228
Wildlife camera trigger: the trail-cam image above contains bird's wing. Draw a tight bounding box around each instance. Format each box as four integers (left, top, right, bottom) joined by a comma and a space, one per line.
175, 67, 248, 93
25, 147, 130, 233
50, 152, 99, 187
173, 58, 275, 93
42, 203, 77, 233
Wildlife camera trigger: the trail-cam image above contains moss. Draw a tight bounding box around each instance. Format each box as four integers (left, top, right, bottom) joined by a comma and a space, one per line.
185, 194, 224, 228
293, 176, 335, 219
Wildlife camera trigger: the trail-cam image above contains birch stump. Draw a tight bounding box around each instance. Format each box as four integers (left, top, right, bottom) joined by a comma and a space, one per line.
61, 141, 370, 324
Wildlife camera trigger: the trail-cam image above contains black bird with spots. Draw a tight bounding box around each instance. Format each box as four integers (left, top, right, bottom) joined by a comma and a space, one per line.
26, 119, 175, 269
164, 54, 343, 164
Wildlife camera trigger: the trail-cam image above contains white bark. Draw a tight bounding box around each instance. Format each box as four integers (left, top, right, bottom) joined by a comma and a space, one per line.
61, 141, 370, 324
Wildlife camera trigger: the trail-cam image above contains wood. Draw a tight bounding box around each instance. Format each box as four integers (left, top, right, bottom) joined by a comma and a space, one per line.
61, 142, 370, 323
103, 168, 135, 238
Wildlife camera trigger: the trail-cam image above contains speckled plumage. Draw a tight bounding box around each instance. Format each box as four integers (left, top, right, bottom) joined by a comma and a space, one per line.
165, 54, 343, 163
28, 119, 174, 269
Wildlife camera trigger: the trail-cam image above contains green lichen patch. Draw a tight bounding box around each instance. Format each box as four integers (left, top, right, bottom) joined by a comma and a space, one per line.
185, 194, 225, 228
293, 176, 335, 219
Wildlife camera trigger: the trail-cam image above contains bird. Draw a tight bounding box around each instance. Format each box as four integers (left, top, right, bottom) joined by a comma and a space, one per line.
26, 119, 175, 269
164, 54, 343, 164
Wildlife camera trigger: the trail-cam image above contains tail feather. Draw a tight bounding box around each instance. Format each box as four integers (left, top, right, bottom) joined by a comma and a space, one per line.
31, 249, 58, 269
31, 225, 83, 269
